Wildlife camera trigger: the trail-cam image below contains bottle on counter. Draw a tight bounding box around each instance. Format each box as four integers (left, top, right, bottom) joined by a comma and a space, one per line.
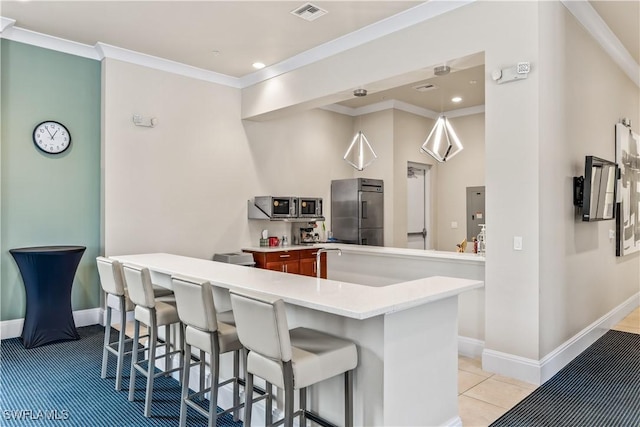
477, 225, 486, 255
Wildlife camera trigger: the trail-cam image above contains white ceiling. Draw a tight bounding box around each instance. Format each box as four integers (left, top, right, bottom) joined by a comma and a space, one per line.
1, 1, 637, 113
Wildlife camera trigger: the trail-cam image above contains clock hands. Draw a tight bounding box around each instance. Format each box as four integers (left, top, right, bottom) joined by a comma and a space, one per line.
45, 127, 54, 139
51, 129, 59, 139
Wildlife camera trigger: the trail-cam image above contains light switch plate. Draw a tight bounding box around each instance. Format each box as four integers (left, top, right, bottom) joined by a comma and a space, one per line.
609, 230, 615, 240
514, 236, 523, 251
451, 221, 458, 229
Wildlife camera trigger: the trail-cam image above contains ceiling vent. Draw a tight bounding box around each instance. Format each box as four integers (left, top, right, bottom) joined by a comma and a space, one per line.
413, 83, 439, 93
291, 3, 328, 21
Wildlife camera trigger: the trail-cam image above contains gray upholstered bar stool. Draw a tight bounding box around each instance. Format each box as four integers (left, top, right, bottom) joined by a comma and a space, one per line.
123, 264, 184, 418
171, 275, 245, 427
229, 289, 358, 427
96, 256, 173, 391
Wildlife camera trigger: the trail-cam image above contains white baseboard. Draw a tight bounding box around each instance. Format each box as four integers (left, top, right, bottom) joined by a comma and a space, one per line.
445, 416, 463, 427
483, 292, 640, 386
1, 308, 102, 340
458, 335, 484, 359
538, 292, 639, 384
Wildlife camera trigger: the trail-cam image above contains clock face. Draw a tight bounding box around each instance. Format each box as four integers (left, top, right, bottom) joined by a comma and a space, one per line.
32, 121, 71, 154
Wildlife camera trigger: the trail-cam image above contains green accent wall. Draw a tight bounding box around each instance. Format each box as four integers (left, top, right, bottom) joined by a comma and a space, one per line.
1, 40, 101, 321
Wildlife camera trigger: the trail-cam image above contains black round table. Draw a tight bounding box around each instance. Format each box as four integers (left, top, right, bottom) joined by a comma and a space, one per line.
9, 245, 86, 348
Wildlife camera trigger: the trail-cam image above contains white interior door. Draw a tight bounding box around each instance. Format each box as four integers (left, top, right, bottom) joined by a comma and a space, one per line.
407, 163, 431, 249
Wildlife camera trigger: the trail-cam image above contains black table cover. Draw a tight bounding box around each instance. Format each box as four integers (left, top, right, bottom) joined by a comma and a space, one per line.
9, 245, 86, 348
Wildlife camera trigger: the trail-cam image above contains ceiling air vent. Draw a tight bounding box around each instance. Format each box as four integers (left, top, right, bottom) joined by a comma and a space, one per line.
413, 83, 439, 93
291, 3, 328, 21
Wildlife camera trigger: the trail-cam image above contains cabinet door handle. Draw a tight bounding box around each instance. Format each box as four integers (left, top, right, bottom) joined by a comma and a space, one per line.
313, 262, 317, 274
280, 254, 290, 258
282, 264, 286, 272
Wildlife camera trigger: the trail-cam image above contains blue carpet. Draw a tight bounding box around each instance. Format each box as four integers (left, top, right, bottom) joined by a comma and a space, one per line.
0, 325, 243, 427
491, 330, 640, 427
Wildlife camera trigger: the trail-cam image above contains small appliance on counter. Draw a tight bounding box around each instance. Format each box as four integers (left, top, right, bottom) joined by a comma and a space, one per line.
299, 226, 319, 245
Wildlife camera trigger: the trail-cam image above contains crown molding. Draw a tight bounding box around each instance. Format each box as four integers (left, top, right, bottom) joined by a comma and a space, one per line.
0, 24, 99, 60
94, 43, 242, 88
322, 99, 484, 119
445, 105, 486, 118
562, 0, 640, 88
237, 0, 476, 88
0, 17, 15, 32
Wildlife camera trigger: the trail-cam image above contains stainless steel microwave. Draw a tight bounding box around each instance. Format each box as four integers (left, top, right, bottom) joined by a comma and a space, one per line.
299, 197, 323, 218
254, 196, 298, 219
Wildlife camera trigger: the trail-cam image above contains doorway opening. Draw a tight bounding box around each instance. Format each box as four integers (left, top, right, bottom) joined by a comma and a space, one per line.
407, 162, 432, 249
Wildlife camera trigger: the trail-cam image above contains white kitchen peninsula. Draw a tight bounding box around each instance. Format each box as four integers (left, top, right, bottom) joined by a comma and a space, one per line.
112, 252, 483, 426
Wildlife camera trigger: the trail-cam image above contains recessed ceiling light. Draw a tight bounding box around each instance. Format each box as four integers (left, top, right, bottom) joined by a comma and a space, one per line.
451, 96, 463, 103
252, 62, 266, 70
211, 50, 221, 56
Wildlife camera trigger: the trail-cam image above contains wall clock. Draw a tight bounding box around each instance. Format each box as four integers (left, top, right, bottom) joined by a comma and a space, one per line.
32, 121, 71, 154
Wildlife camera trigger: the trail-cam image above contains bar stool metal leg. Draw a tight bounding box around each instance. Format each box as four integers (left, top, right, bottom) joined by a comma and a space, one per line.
265, 381, 273, 426
114, 298, 127, 391
209, 354, 219, 427
179, 339, 191, 427
199, 349, 206, 398
233, 350, 240, 421
345, 370, 354, 427
101, 306, 112, 380
164, 324, 171, 374
299, 387, 307, 427
129, 320, 140, 402
144, 316, 158, 417
283, 361, 294, 427
244, 372, 254, 427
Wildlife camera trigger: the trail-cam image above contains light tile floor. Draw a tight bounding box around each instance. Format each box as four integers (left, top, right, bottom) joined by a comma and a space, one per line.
458, 307, 640, 426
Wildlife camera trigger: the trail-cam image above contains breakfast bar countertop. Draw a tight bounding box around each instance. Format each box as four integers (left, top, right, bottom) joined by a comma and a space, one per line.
111, 252, 483, 320
242, 243, 486, 263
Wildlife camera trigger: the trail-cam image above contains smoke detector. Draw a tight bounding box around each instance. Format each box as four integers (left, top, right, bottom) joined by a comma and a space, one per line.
434, 65, 451, 76
353, 89, 367, 97
291, 3, 328, 21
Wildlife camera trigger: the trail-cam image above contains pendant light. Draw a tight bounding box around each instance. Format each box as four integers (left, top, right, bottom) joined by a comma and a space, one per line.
344, 89, 377, 171
420, 65, 464, 163
420, 115, 463, 162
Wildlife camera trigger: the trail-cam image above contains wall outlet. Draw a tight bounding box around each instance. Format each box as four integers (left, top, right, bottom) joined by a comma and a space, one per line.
609, 230, 615, 240
513, 236, 523, 251
451, 221, 458, 229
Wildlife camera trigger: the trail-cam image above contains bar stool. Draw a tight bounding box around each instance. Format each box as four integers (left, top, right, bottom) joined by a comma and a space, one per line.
171, 275, 245, 427
123, 264, 184, 417
96, 256, 173, 391
229, 289, 358, 427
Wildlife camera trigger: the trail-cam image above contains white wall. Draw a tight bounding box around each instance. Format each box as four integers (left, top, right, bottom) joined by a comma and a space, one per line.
102, 59, 256, 257
538, 3, 640, 356
102, 59, 356, 257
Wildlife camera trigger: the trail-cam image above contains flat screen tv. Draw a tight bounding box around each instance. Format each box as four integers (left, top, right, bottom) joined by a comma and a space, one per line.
573, 156, 617, 221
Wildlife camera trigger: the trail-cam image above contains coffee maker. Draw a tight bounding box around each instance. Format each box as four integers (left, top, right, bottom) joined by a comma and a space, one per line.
291, 222, 319, 245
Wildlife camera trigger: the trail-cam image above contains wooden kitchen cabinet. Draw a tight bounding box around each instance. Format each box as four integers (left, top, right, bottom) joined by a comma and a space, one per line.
299, 249, 326, 278
244, 248, 325, 279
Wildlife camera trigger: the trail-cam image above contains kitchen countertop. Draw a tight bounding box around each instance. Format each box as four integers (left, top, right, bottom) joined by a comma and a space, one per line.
111, 253, 483, 320
243, 243, 485, 263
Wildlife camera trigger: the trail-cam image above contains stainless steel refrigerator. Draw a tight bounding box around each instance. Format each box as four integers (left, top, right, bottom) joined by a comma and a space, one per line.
331, 178, 384, 246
